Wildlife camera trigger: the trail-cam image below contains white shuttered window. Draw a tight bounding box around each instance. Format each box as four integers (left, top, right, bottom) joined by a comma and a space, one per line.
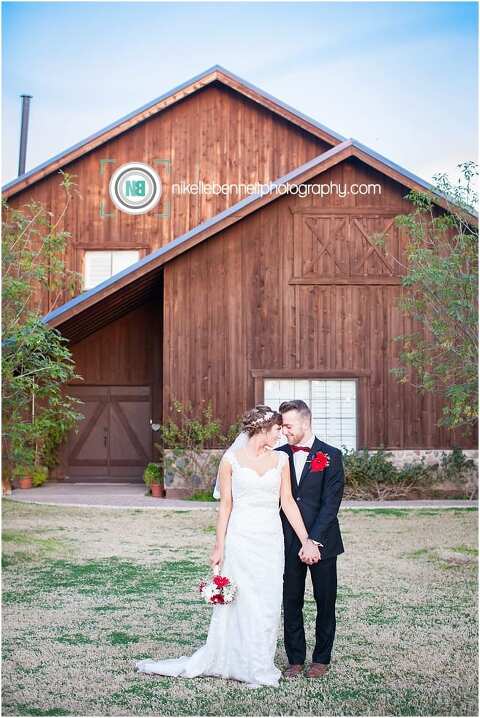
84, 250, 140, 290
264, 378, 357, 450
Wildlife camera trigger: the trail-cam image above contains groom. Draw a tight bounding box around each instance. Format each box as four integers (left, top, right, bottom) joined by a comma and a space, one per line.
276, 399, 345, 679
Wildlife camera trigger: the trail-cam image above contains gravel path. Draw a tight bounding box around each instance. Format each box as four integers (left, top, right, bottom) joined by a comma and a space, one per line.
5, 482, 478, 510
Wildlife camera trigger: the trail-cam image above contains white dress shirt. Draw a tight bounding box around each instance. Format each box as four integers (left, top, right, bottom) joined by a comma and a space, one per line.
292, 432, 316, 484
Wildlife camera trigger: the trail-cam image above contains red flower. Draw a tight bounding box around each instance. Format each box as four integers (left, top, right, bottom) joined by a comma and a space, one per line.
311, 451, 330, 472
213, 575, 230, 588
212, 593, 225, 604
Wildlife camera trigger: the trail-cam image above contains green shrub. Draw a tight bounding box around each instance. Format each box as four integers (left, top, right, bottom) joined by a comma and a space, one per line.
440, 446, 475, 479
156, 399, 241, 451
31, 465, 48, 487
343, 447, 398, 485
342, 446, 476, 499
188, 489, 217, 502
397, 458, 435, 484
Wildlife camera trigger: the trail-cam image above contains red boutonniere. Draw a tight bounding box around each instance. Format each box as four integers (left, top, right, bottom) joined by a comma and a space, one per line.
310, 451, 330, 472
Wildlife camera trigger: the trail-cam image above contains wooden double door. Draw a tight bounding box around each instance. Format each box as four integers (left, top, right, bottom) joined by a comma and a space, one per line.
64, 386, 152, 482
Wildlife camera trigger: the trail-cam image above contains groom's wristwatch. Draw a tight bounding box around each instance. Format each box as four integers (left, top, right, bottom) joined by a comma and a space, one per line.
309, 539, 324, 547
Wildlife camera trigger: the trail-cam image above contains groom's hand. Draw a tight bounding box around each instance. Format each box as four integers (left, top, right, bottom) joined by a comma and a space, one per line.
299, 540, 321, 564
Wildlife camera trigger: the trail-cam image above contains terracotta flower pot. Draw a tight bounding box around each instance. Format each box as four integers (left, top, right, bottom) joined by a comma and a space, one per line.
18, 477, 33, 489
151, 483, 165, 498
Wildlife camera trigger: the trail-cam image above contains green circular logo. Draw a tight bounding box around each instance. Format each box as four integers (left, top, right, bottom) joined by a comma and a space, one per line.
109, 162, 162, 214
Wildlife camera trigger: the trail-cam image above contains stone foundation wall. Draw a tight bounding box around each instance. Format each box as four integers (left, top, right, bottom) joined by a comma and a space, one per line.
381, 449, 478, 469
163, 447, 478, 498
164, 449, 223, 499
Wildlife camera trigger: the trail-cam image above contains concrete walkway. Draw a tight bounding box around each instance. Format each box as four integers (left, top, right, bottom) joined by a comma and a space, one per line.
3, 482, 478, 511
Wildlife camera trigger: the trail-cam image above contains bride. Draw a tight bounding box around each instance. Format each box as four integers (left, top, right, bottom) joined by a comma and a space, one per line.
134, 405, 314, 688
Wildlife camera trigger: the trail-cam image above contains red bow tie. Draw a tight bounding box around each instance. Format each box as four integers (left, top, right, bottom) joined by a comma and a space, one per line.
291, 445, 311, 453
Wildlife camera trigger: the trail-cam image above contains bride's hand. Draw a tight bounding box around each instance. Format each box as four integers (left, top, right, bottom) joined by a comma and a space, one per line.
210, 544, 224, 570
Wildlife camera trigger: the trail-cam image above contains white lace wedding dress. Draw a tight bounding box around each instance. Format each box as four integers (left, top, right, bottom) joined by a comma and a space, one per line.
134, 448, 288, 688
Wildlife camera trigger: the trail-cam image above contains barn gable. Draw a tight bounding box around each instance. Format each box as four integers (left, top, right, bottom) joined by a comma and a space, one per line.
2, 65, 344, 198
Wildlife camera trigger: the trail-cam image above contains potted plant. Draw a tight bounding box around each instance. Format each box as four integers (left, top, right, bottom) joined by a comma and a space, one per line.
10, 444, 35, 489
12, 463, 34, 489
143, 462, 164, 498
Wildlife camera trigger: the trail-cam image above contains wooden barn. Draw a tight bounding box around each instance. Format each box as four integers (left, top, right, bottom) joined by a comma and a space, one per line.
3, 65, 477, 489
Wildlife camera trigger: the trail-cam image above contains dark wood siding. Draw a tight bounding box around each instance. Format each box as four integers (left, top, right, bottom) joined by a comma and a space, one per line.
7, 83, 329, 315
163, 157, 476, 449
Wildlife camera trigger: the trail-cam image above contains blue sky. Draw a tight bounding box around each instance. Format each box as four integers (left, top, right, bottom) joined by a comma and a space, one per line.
2, 1, 478, 186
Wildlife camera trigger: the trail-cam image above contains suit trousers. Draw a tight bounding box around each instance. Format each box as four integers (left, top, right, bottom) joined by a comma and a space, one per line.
283, 550, 338, 665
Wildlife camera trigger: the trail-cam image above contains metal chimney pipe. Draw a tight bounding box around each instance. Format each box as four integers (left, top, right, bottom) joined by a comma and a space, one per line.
18, 94, 32, 176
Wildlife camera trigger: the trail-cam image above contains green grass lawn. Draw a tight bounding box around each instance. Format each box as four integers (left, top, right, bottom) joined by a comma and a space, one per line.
1, 500, 478, 716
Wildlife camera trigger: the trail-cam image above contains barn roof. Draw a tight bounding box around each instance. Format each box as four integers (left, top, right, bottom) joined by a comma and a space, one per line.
41, 137, 478, 344
2, 65, 345, 198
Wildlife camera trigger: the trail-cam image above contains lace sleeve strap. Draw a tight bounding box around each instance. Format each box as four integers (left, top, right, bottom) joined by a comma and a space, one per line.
277, 450, 289, 470
222, 449, 236, 468
213, 450, 234, 500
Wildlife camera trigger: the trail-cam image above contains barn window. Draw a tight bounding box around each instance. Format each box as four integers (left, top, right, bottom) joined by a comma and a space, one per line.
83, 250, 140, 290
264, 378, 357, 450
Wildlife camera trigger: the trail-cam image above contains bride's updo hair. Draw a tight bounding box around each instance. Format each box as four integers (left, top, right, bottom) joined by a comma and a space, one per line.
241, 404, 282, 437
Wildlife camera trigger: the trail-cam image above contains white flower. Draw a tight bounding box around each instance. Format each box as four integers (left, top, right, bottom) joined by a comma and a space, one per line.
202, 583, 217, 601
222, 584, 237, 603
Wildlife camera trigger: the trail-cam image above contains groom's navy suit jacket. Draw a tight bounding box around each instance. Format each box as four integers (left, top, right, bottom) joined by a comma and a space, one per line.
276, 437, 345, 560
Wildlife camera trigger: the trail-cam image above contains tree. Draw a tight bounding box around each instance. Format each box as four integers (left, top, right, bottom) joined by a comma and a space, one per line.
2, 172, 85, 484
388, 161, 478, 432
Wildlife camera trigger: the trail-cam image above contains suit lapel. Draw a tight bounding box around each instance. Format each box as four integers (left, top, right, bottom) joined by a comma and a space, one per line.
286, 446, 298, 496
297, 436, 322, 492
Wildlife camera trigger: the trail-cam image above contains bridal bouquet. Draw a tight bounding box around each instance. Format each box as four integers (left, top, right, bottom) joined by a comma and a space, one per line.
198, 566, 237, 605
